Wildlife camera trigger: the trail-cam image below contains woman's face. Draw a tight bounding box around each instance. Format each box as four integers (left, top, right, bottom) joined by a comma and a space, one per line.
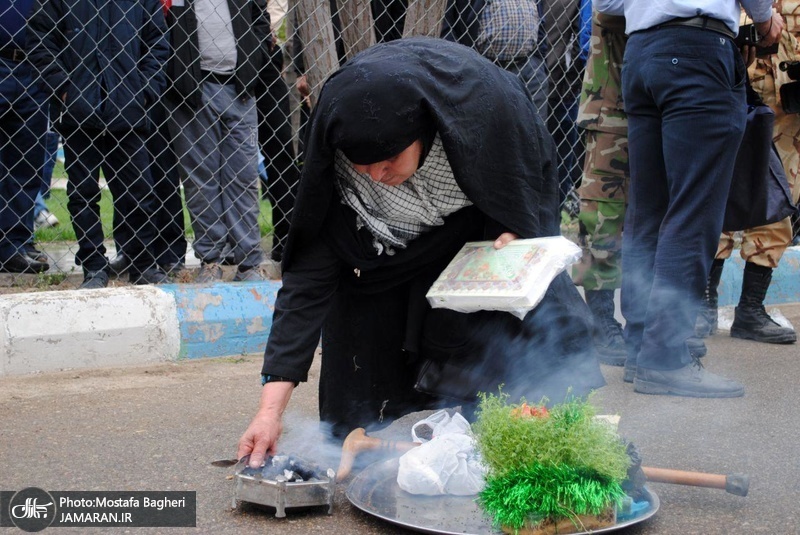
352, 140, 423, 186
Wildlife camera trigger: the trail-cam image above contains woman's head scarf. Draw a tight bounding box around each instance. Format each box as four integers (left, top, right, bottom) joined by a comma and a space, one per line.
285, 37, 560, 268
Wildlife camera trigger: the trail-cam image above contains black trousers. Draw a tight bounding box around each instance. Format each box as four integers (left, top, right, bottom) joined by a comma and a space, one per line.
113, 101, 187, 267
62, 127, 158, 273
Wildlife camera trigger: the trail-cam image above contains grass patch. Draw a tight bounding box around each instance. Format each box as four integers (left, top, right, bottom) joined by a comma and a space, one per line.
35, 187, 275, 243
34, 271, 69, 289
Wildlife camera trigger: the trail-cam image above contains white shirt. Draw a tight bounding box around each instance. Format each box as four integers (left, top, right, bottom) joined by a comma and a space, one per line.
195, 0, 238, 74
594, 0, 773, 35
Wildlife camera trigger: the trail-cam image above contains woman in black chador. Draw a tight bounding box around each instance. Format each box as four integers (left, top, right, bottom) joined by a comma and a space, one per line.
239, 37, 604, 465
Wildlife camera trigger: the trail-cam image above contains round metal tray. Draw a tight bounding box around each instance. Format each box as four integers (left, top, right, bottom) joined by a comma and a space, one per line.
347, 458, 659, 535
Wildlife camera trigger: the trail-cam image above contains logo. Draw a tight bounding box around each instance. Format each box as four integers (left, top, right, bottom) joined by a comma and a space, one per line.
8, 488, 55, 532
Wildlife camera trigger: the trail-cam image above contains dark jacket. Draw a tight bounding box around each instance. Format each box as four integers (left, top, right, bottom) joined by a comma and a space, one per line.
26, 0, 168, 133
165, 0, 270, 108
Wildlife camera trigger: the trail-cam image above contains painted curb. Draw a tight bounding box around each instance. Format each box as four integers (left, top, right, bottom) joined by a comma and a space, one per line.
0, 286, 180, 376
717, 247, 800, 307
0, 248, 797, 377
160, 281, 281, 360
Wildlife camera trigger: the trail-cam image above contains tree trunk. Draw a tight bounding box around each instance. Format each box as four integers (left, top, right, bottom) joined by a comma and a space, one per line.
292, 0, 338, 107
402, 0, 446, 38
338, 0, 376, 60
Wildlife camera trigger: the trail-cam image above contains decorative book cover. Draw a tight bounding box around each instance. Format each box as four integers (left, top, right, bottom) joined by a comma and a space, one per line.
426, 237, 581, 317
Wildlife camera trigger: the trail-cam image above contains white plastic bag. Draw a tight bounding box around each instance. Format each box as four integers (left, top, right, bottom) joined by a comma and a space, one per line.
411, 410, 472, 443
397, 410, 485, 496
396, 433, 486, 496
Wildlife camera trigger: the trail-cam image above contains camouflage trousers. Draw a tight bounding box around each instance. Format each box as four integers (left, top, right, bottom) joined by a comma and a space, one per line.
715, 112, 800, 268
573, 130, 629, 291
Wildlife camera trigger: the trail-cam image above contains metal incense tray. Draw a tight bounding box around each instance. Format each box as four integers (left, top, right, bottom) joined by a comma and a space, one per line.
233, 455, 336, 518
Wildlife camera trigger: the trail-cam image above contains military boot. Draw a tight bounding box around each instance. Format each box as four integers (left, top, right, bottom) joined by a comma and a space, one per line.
731, 263, 797, 344
585, 289, 627, 366
695, 259, 724, 338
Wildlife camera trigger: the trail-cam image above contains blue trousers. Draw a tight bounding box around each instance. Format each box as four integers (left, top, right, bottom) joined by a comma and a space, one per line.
0, 58, 47, 261
621, 26, 747, 371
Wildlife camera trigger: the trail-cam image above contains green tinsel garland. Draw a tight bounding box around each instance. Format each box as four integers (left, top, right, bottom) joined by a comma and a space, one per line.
478, 462, 627, 531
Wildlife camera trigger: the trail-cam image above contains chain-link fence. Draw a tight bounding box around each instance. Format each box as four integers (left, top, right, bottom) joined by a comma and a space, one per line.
1, 0, 799, 289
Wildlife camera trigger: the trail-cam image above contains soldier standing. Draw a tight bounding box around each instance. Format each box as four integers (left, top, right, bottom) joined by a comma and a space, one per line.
572, 12, 629, 366
696, 4, 800, 345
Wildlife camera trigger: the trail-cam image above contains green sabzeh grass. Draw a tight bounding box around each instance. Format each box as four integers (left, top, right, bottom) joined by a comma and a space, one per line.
472, 390, 631, 533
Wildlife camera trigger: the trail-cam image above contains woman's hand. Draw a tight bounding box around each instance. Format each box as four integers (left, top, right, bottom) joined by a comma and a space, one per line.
237, 381, 294, 468
493, 232, 519, 250
237, 412, 283, 469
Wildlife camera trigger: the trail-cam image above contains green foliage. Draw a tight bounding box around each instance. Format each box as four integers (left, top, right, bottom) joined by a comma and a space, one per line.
472, 391, 632, 530
33, 188, 275, 243
34, 271, 69, 289
479, 463, 626, 530
472, 391, 630, 482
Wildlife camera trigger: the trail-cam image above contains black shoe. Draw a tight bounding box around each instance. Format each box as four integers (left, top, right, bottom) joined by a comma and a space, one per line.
160, 261, 185, 277
108, 252, 130, 276
24, 244, 49, 263
129, 267, 169, 285
80, 269, 109, 289
730, 264, 797, 344
585, 290, 627, 366
634, 358, 744, 398
732, 306, 797, 344
221, 243, 237, 266
623, 357, 636, 383
0, 253, 49, 274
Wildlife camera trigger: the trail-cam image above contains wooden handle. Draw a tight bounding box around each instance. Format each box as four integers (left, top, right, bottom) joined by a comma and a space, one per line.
642, 466, 726, 488
642, 467, 749, 496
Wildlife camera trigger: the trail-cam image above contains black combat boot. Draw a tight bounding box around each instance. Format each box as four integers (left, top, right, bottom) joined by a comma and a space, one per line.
585, 289, 627, 366
731, 263, 797, 344
695, 259, 725, 338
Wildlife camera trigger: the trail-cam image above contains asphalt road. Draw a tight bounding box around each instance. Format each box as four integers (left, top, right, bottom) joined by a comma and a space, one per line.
2, 304, 799, 535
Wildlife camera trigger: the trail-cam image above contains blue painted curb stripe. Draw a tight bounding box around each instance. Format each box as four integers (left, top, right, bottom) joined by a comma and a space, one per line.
160, 282, 281, 359
154, 247, 798, 360
716, 248, 800, 307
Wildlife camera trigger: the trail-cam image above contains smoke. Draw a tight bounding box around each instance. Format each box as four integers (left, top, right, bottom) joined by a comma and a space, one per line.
421, 272, 607, 411
275, 408, 346, 472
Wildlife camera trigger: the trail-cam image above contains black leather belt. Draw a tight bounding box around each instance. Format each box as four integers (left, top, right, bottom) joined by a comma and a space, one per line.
202, 70, 236, 86
0, 48, 26, 62
658, 16, 736, 39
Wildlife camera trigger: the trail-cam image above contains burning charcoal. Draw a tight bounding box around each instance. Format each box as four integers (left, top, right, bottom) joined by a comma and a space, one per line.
287, 455, 322, 480
284, 469, 302, 482
260, 464, 283, 480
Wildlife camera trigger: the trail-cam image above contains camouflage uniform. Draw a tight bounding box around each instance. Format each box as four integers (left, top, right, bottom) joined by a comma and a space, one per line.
717, 6, 800, 268
572, 13, 629, 291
